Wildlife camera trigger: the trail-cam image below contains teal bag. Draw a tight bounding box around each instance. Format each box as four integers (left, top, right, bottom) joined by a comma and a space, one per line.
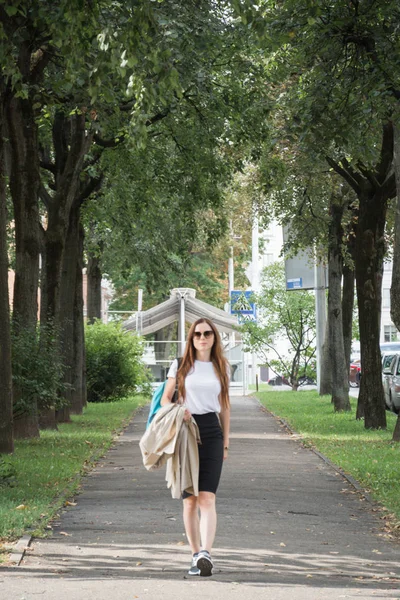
146, 358, 182, 429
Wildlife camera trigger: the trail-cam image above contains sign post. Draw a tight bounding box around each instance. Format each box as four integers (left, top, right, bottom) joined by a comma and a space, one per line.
283, 227, 327, 393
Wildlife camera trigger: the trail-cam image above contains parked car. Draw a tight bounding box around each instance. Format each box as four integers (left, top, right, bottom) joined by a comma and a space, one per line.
382, 353, 400, 414
298, 375, 316, 386
268, 375, 290, 386
381, 342, 400, 353
382, 352, 397, 371
349, 359, 361, 387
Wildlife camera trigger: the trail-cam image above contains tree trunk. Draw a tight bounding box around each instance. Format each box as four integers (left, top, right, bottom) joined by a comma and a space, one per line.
40, 113, 92, 426
328, 201, 351, 411
13, 412, 40, 439
391, 124, 400, 340
7, 95, 41, 439
327, 124, 394, 428
58, 210, 77, 420
72, 221, 86, 414
38, 409, 58, 430
7, 96, 41, 329
355, 189, 387, 429
82, 332, 88, 410
59, 201, 85, 416
319, 316, 332, 395
393, 415, 400, 442
41, 112, 92, 328
87, 251, 102, 323
390, 125, 400, 442
0, 94, 14, 454
342, 264, 355, 372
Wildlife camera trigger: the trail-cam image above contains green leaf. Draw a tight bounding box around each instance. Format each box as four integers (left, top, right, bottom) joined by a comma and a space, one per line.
5, 5, 19, 16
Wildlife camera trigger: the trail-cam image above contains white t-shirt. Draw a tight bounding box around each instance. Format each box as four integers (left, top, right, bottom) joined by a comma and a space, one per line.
167, 359, 228, 415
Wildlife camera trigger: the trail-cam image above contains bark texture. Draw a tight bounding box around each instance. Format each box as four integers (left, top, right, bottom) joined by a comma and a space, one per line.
328, 199, 351, 411
7, 95, 41, 327
319, 317, 332, 396
59, 202, 85, 415
41, 111, 92, 326
86, 251, 102, 324
390, 125, 400, 440
355, 189, 387, 428
342, 264, 355, 372
0, 94, 13, 453
72, 221, 86, 413
7, 95, 41, 439
391, 125, 400, 344
38, 408, 58, 430
393, 415, 400, 442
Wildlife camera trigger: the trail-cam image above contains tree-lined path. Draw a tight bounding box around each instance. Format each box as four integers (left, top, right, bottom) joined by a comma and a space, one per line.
1, 396, 400, 599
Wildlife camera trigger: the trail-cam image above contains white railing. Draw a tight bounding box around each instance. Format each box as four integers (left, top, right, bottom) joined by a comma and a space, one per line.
142, 340, 244, 388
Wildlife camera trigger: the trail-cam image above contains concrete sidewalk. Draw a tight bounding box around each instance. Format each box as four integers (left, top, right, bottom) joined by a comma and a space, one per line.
1, 396, 400, 599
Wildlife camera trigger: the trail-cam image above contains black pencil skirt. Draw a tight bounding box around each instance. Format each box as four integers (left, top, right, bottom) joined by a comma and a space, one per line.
182, 412, 224, 499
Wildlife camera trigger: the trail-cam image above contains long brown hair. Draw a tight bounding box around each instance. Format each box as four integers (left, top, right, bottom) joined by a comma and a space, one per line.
177, 318, 230, 410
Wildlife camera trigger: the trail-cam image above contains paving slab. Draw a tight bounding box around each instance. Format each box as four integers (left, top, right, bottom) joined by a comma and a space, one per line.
1, 395, 400, 599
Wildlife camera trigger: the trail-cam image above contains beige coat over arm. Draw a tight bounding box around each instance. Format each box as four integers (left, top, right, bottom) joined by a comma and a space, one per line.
139, 403, 201, 499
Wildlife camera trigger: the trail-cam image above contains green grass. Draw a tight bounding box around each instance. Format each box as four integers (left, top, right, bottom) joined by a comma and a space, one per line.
257, 390, 400, 524
249, 383, 271, 391
0, 396, 147, 546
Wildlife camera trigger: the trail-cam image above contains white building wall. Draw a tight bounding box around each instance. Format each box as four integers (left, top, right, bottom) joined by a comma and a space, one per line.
248, 220, 293, 382
256, 230, 399, 352
381, 261, 399, 343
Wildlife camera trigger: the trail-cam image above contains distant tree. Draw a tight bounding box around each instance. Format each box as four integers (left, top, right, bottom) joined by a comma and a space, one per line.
241, 262, 316, 391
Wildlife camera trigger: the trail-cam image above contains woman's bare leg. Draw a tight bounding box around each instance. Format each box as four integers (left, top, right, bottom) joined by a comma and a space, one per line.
183, 496, 201, 554
198, 491, 217, 553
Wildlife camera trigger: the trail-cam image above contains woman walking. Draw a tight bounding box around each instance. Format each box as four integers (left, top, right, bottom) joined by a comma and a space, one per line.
161, 317, 230, 577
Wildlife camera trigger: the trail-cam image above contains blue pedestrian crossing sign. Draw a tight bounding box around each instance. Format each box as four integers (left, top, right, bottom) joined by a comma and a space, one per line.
230, 291, 256, 322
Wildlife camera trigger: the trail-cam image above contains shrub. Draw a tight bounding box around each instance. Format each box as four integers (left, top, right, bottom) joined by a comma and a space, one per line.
0, 458, 17, 487
11, 322, 66, 417
85, 321, 151, 402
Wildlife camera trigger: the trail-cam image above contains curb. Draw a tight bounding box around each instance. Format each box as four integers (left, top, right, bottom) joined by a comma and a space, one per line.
7, 404, 144, 568
8, 534, 32, 566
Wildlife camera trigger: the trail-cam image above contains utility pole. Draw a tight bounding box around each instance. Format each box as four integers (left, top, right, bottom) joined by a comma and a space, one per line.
136, 288, 143, 335
228, 220, 242, 348
228, 245, 234, 296
251, 213, 260, 385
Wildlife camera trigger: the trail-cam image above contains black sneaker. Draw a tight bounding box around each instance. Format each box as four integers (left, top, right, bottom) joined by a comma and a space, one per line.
188, 553, 201, 576
196, 550, 213, 577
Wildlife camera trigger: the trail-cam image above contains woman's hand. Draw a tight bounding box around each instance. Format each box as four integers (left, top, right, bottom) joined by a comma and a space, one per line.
223, 447, 229, 461
183, 408, 192, 422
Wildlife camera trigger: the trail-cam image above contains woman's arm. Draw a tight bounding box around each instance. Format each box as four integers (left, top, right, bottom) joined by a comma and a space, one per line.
161, 377, 177, 406
219, 404, 230, 460
161, 376, 191, 421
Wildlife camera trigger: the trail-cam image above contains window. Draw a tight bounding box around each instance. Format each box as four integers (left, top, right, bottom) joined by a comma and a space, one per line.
384, 325, 399, 342
382, 354, 395, 369
382, 289, 390, 309
263, 253, 274, 267
263, 228, 274, 240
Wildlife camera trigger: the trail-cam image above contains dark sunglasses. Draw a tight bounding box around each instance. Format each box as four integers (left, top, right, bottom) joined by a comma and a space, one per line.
193, 330, 214, 340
